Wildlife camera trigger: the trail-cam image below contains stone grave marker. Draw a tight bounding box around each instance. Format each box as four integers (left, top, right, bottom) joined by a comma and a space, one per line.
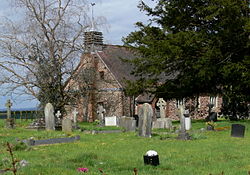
105, 116, 118, 126
156, 98, 167, 119
138, 103, 153, 137
55, 110, 62, 130
97, 105, 106, 126
152, 118, 172, 129
5, 99, 15, 129
184, 109, 191, 130
153, 98, 172, 129
62, 118, 72, 132
23, 135, 80, 146
44, 103, 55, 131
5, 99, 12, 119
72, 108, 78, 129
176, 104, 190, 140
231, 124, 245, 138
119, 116, 136, 132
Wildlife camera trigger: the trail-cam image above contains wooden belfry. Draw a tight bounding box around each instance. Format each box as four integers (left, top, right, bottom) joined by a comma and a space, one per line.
84, 31, 103, 52
84, 2, 103, 52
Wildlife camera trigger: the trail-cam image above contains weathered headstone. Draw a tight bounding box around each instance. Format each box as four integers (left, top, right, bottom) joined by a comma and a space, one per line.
177, 104, 190, 140
62, 118, 72, 132
231, 124, 245, 138
44, 103, 55, 131
72, 108, 78, 129
138, 103, 153, 137
23, 135, 80, 146
97, 105, 106, 126
156, 98, 167, 119
5, 99, 15, 129
152, 118, 172, 129
105, 116, 118, 126
119, 116, 136, 131
5, 99, 12, 119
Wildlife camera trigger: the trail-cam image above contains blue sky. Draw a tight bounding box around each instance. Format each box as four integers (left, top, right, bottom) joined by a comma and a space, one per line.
0, 0, 156, 109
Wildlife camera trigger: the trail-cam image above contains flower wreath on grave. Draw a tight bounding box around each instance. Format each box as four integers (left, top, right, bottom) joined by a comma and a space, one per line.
205, 121, 217, 130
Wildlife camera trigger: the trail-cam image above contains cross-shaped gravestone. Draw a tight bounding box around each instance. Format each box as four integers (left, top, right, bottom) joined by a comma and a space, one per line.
177, 104, 190, 140
156, 98, 167, 119
72, 108, 78, 124
55, 111, 62, 119
97, 105, 106, 126
5, 99, 12, 119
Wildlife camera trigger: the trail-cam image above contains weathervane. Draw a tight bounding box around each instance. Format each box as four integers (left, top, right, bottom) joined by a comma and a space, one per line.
91, 2, 96, 31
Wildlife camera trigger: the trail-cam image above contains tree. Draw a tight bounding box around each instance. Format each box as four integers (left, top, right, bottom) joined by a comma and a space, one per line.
123, 0, 250, 118
0, 0, 105, 113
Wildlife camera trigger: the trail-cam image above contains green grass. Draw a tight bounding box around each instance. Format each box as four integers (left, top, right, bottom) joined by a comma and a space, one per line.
1, 119, 250, 174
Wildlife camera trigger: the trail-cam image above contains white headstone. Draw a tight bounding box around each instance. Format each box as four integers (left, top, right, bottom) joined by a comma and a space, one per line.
185, 117, 191, 130
105, 116, 118, 126
55, 111, 62, 119
44, 103, 55, 131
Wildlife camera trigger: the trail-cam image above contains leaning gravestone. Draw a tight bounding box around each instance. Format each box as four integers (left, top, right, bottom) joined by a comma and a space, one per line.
138, 103, 153, 137
62, 118, 72, 132
44, 103, 55, 131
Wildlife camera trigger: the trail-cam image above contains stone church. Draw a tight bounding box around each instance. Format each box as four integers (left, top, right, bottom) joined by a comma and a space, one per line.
66, 30, 222, 122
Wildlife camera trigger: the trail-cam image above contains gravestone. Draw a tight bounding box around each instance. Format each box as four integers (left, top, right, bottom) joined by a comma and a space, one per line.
5, 99, 12, 119
72, 108, 79, 129
231, 124, 245, 138
44, 103, 55, 131
184, 109, 191, 130
156, 98, 167, 119
97, 105, 106, 126
119, 116, 136, 132
184, 117, 191, 130
62, 118, 72, 132
138, 103, 153, 137
105, 116, 118, 126
26, 117, 45, 130
55, 110, 62, 130
152, 118, 172, 129
177, 104, 190, 140
5, 99, 15, 129
23, 135, 80, 146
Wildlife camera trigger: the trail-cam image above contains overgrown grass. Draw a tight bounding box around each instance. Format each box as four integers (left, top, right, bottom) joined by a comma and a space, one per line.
0, 119, 250, 174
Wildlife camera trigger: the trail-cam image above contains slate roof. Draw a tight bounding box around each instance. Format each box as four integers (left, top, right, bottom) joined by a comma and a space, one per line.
94, 45, 138, 87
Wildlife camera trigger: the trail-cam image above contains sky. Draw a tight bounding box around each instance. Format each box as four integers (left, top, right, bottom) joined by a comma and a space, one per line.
0, 0, 156, 110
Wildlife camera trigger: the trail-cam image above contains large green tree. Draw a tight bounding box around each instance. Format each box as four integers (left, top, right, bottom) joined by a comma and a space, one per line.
124, 0, 250, 118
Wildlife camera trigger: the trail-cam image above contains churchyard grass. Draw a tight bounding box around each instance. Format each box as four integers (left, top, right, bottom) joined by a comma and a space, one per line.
1, 120, 250, 174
